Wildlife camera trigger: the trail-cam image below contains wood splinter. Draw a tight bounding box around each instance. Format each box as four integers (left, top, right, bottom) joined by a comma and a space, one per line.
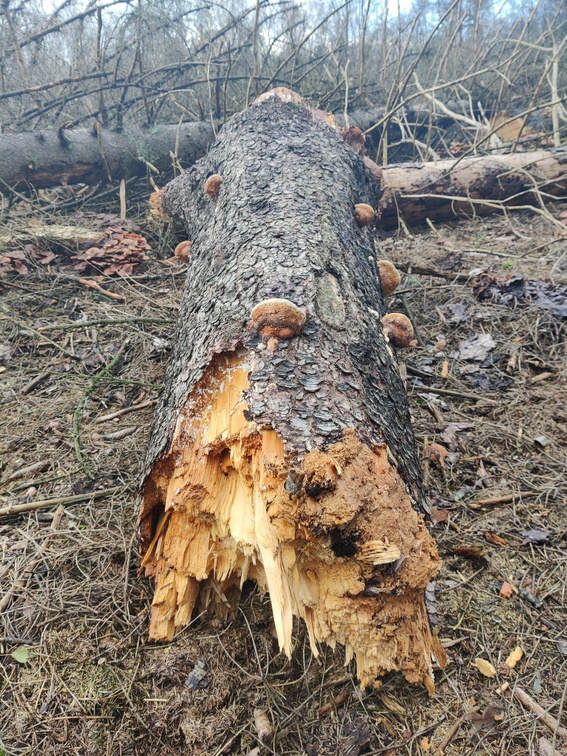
139, 88, 443, 692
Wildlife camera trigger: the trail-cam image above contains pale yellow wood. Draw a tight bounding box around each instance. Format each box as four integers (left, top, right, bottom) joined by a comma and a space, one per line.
140, 350, 442, 689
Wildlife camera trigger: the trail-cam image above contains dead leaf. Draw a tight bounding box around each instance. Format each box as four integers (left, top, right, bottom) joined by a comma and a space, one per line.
0, 344, 13, 364
474, 658, 497, 678
539, 737, 564, 756
521, 527, 551, 544
499, 581, 514, 598
452, 546, 487, 559
486, 532, 507, 547
505, 646, 524, 669
468, 703, 505, 731
428, 442, 448, 467
441, 422, 474, 450
452, 333, 496, 361
430, 506, 449, 523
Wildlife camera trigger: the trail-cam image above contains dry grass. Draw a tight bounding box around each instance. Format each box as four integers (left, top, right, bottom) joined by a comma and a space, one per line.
0, 205, 566, 756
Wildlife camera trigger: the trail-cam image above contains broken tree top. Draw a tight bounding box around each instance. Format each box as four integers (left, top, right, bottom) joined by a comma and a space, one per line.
139, 90, 444, 690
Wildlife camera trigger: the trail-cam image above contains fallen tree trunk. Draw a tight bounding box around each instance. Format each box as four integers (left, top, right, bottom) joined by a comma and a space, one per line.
3, 118, 566, 232
0, 122, 214, 188
378, 149, 567, 228
0, 106, 441, 190
138, 92, 444, 691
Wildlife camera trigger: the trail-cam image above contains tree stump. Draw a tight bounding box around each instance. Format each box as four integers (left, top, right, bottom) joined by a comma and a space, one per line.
139, 91, 444, 690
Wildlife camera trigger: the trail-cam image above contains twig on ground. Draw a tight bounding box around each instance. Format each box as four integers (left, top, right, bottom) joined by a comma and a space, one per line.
434, 707, 480, 755
397, 263, 474, 283
510, 686, 567, 740
78, 278, 124, 300
473, 491, 534, 506
38, 318, 174, 331
95, 398, 156, 424
103, 425, 138, 441
6, 460, 50, 482
6, 316, 81, 361
73, 341, 130, 470
411, 383, 498, 403
0, 485, 126, 518
19, 372, 50, 395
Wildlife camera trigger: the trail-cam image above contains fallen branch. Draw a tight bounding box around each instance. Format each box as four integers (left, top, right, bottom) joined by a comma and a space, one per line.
0, 485, 125, 518
95, 399, 157, 424
38, 318, 174, 332
510, 686, 567, 740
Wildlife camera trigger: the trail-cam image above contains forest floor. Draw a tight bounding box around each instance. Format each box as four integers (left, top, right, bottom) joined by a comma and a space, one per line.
0, 200, 566, 756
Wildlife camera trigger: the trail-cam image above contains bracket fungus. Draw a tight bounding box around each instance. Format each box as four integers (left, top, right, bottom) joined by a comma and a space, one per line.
248, 298, 306, 344
174, 240, 192, 263
354, 203, 375, 227
204, 174, 223, 199
381, 313, 415, 348
377, 260, 401, 297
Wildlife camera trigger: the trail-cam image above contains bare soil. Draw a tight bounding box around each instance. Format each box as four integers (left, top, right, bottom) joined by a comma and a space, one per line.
1, 203, 566, 756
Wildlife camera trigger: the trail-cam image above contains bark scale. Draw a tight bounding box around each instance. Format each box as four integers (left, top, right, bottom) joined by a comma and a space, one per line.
139, 94, 444, 690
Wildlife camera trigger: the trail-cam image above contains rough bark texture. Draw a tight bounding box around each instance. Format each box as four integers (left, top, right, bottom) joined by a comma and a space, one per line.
139, 95, 444, 690
378, 149, 567, 228
0, 122, 213, 189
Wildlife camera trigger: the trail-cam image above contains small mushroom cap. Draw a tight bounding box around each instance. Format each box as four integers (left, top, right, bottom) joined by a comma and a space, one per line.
354, 203, 375, 227
249, 298, 306, 340
174, 240, 192, 263
377, 260, 401, 297
204, 174, 223, 199
381, 313, 414, 348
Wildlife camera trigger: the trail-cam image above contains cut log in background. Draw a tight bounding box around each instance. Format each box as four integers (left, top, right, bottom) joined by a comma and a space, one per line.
138, 91, 445, 691
378, 150, 567, 227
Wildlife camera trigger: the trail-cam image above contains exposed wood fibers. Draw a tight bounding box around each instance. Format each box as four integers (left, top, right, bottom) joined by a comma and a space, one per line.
139, 350, 443, 689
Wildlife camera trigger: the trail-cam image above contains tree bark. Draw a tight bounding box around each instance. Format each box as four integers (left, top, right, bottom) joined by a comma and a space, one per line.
378, 149, 567, 228
0, 122, 214, 189
138, 94, 444, 691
